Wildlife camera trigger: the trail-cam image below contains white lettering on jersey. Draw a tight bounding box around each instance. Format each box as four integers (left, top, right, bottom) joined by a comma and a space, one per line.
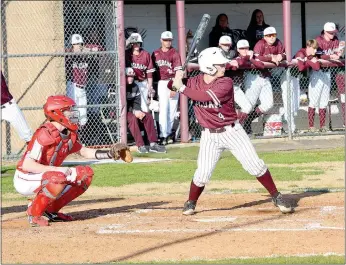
195, 101, 220, 109
131, 63, 147, 70
156, 60, 172, 69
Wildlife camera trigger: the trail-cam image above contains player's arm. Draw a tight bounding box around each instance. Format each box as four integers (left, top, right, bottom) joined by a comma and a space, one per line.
254, 42, 272, 62
173, 51, 183, 72
146, 53, 155, 88
250, 58, 265, 69
181, 78, 233, 105
21, 140, 67, 174
295, 52, 308, 72
306, 57, 321, 71
277, 41, 287, 61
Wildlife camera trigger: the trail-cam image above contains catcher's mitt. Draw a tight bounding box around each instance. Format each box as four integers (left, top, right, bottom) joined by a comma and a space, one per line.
109, 143, 133, 163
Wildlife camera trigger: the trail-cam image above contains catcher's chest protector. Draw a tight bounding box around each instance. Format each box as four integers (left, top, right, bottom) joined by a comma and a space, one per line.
18, 123, 78, 170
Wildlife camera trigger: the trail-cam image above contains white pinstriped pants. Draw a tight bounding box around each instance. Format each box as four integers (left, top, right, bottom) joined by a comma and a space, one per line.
193, 123, 268, 187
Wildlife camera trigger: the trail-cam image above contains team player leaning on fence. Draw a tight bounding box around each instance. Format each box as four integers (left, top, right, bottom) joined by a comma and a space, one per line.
123, 21, 344, 144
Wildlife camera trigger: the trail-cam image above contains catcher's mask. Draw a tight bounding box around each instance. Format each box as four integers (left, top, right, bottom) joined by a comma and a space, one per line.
44, 95, 80, 131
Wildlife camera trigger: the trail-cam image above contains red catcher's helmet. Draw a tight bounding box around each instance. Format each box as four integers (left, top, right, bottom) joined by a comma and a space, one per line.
43, 95, 79, 131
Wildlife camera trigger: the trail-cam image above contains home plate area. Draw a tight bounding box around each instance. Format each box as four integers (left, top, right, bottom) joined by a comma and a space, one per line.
2, 192, 344, 263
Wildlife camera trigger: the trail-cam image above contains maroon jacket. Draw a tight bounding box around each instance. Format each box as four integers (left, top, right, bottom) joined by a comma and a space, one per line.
1, 71, 13, 105
316, 35, 339, 60
152, 47, 182, 80
126, 49, 155, 81
294, 48, 320, 72
183, 75, 237, 129
254, 39, 286, 62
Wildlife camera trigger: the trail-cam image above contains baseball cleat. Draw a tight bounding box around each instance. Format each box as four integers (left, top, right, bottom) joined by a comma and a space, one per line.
182, 200, 196, 215
27, 204, 49, 227
272, 193, 293, 214
43, 211, 74, 222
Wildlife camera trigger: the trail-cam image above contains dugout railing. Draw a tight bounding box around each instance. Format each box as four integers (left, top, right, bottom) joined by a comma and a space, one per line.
183, 59, 345, 141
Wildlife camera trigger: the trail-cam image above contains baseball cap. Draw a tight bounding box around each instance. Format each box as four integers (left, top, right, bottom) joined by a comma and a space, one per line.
324, 22, 338, 33
71, 34, 84, 45
219, 35, 232, 45
161, 31, 173, 40
129, 33, 143, 43
237, 39, 250, 49
125, 67, 136, 76
263, 27, 277, 36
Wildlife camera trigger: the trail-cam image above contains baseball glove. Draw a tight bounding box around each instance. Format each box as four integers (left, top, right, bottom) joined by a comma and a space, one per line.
109, 143, 133, 163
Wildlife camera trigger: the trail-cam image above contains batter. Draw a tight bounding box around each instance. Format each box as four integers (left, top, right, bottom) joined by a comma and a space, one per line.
169, 47, 293, 215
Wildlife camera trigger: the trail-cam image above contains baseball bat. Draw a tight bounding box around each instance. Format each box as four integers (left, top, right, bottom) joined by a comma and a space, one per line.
182, 14, 211, 71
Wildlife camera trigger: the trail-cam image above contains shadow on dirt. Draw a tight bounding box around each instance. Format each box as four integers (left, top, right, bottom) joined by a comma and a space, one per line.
200, 190, 331, 213
105, 190, 332, 262
1, 197, 125, 215
69, 201, 170, 220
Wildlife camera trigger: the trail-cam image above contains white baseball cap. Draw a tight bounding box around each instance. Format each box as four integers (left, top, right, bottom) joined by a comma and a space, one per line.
219, 35, 232, 45
161, 31, 173, 40
324, 22, 338, 33
71, 34, 84, 45
263, 27, 277, 36
129, 33, 143, 43
125, 67, 136, 76
237, 39, 250, 49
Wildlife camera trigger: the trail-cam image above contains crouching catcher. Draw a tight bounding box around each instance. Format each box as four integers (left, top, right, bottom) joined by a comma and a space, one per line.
14, 95, 132, 227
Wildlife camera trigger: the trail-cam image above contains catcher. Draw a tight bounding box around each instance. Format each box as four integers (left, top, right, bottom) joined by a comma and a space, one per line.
13, 95, 132, 227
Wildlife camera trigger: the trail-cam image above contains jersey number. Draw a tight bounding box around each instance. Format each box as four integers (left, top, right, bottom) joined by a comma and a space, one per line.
218, 113, 225, 120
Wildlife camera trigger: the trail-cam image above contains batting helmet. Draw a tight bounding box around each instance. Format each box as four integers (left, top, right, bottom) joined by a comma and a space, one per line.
198, 47, 229, 75
43, 95, 79, 131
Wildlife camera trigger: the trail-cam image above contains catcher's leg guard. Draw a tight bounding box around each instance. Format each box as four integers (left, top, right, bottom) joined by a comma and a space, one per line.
28, 171, 67, 227
45, 166, 94, 214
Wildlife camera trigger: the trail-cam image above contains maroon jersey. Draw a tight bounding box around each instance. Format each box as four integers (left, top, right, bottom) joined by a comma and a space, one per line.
294, 48, 320, 71
183, 75, 237, 129
1, 71, 13, 105
152, 47, 182, 80
225, 55, 264, 84
254, 39, 286, 62
65, 49, 88, 86
316, 35, 339, 60
126, 49, 155, 81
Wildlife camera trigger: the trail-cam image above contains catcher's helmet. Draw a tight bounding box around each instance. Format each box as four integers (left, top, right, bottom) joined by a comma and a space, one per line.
43, 95, 79, 131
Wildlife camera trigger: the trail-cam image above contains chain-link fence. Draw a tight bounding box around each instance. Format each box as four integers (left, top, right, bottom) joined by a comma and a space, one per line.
1, 0, 121, 160
186, 61, 345, 140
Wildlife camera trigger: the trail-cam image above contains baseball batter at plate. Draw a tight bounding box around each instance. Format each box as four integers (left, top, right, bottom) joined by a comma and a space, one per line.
152, 31, 183, 144
126, 33, 155, 113
226, 39, 265, 125
244, 27, 286, 131
281, 39, 320, 133
1, 71, 33, 143
13, 95, 132, 227
308, 22, 341, 132
169, 47, 293, 215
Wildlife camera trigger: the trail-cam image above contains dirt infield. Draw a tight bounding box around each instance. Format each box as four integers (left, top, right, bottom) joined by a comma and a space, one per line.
2, 191, 344, 263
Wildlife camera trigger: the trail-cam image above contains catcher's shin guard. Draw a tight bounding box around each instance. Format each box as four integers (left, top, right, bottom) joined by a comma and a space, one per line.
28, 171, 67, 226
46, 166, 94, 213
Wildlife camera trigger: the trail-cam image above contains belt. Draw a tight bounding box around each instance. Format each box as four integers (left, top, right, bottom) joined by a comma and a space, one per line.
204, 123, 235, 133
1, 99, 13, 109
75, 84, 85, 88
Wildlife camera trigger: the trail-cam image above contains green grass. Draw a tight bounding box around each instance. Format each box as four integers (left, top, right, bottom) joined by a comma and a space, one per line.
118, 255, 345, 264
1, 147, 342, 195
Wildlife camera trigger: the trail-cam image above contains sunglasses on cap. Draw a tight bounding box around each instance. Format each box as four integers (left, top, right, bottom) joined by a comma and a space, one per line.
265, 34, 277, 38
162, 39, 173, 42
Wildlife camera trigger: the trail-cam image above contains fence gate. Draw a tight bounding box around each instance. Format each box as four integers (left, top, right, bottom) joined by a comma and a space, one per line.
1, 0, 121, 161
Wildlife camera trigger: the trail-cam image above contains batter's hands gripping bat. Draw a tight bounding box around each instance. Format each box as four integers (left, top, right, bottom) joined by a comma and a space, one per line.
182, 14, 211, 71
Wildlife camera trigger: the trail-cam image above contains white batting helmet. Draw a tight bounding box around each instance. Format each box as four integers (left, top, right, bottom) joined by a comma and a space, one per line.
198, 47, 229, 75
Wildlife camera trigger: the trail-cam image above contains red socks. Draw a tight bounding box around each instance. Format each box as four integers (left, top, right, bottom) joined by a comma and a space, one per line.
188, 180, 205, 201
308, 107, 315, 128
256, 170, 279, 197
319, 108, 326, 128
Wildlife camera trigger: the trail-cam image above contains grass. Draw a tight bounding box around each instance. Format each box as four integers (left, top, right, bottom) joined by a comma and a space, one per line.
1, 147, 342, 195
118, 255, 345, 264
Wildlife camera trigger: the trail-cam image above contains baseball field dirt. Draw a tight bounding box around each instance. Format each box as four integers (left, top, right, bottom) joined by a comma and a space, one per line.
2, 190, 344, 263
